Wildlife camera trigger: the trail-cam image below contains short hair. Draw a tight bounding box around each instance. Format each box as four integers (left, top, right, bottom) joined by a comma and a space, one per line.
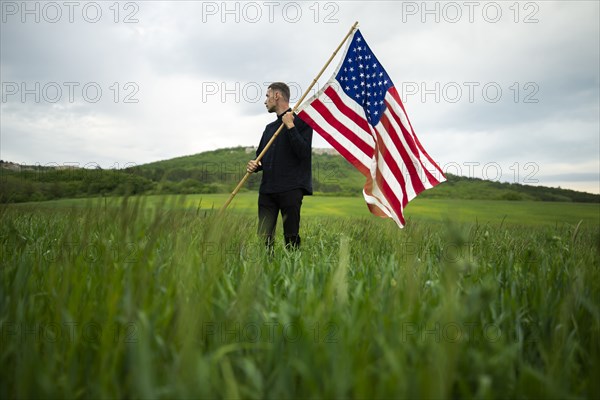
268, 82, 290, 102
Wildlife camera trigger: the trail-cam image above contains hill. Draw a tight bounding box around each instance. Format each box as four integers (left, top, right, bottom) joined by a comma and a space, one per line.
1, 147, 599, 203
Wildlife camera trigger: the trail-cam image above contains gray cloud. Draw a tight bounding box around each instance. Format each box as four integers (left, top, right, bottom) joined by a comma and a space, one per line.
1, 1, 599, 193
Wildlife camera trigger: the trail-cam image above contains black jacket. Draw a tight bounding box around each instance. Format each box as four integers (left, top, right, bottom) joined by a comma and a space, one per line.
255, 109, 313, 195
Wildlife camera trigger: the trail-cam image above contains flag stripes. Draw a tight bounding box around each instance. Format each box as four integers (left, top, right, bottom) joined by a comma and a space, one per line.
297, 29, 445, 227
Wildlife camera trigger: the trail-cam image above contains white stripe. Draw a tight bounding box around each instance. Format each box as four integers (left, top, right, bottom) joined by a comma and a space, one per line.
363, 190, 393, 219
372, 123, 418, 203
301, 102, 373, 171
372, 146, 410, 208
385, 93, 443, 185
302, 79, 376, 151
324, 82, 377, 147
382, 94, 433, 191
376, 110, 430, 196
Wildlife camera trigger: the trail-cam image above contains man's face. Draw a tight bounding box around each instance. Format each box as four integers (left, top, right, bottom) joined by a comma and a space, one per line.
264, 88, 277, 113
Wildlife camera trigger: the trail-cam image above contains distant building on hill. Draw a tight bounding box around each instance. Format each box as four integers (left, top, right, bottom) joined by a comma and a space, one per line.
312, 148, 338, 155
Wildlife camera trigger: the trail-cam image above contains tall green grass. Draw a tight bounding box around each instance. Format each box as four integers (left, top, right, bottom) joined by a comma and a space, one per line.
17, 192, 600, 226
1, 196, 599, 398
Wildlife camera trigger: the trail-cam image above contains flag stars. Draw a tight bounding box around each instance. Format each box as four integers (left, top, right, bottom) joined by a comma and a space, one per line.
335, 31, 394, 125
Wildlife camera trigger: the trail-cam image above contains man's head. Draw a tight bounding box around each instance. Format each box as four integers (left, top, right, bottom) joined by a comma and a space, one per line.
265, 82, 290, 114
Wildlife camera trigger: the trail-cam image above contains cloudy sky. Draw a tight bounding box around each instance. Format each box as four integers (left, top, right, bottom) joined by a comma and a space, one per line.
1, 1, 599, 193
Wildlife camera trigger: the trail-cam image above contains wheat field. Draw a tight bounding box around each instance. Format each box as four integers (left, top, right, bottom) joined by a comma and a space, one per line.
1, 196, 599, 398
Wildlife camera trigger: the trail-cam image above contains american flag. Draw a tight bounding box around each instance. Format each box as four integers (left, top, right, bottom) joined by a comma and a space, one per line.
297, 29, 446, 228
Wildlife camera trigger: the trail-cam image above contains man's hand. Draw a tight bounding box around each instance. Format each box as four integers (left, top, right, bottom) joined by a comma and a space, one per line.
282, 111, 295, 129
246, 159, 261, 173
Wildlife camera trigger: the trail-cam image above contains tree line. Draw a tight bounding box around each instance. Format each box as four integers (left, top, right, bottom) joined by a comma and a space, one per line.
1, 149, 598, 203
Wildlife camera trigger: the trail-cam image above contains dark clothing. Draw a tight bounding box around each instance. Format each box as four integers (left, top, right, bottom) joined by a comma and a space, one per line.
255, 109, 313, 195
258, 189, 303, 250
254, 109, 312, 250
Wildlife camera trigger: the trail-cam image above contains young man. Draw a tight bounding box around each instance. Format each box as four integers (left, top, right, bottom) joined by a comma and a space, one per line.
246, 82, 312, 251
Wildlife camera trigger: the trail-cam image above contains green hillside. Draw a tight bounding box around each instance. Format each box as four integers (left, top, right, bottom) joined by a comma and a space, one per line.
133, 147, 365, 196
1, 147, 598, 203
123, 147, 600, 202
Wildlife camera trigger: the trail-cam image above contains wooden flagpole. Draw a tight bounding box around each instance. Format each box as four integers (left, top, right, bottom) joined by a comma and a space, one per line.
220, 21, 359, 213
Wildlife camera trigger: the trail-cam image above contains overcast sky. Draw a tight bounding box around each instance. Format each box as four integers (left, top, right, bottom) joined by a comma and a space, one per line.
1, 1, 599, 193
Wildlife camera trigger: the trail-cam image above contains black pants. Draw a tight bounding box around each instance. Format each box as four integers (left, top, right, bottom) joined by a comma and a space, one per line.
258, 189, 304, 250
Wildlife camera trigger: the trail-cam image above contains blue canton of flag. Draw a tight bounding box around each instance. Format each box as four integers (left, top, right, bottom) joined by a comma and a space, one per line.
335, 31, 394, 126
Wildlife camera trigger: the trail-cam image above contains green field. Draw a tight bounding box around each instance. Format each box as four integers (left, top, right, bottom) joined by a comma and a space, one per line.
19, 192, 600, 226
1, 195, 599, 398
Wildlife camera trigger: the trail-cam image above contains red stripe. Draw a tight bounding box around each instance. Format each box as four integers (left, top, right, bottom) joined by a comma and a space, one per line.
372, 128, 409, 207
324, 86, 373, 136
378, 114, 427, 196
385, 96, 420, 158
384, 95, 440, 189
310, 99, 374, 159
388, 87, 445, 179
373, 156, 406, 226
298, 110, 370, 177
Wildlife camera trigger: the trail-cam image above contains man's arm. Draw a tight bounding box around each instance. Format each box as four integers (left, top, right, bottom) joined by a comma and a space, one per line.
282, 111, 312, 159
247, 133, 266, 173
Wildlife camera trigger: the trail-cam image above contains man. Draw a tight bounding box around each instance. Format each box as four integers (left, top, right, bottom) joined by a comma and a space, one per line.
246, 82, 313, 252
